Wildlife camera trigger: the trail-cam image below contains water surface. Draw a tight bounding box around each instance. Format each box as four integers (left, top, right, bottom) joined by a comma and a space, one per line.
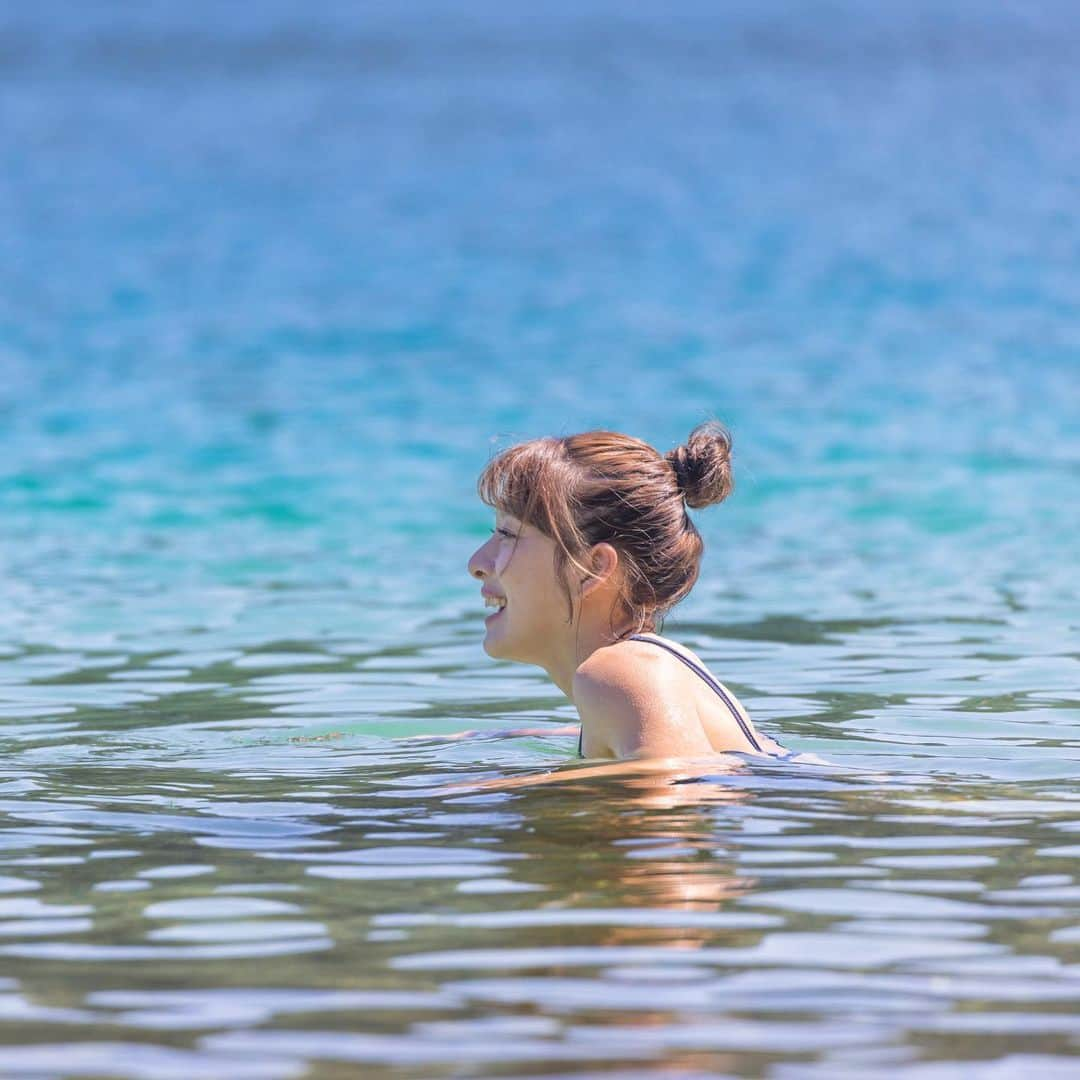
1, 1, 1078, 1076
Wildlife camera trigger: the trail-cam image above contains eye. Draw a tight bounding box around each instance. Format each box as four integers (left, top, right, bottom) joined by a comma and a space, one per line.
491, 527, 518, 540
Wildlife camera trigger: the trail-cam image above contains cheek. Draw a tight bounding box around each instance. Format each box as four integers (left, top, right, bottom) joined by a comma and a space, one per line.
497, 548, 548, 604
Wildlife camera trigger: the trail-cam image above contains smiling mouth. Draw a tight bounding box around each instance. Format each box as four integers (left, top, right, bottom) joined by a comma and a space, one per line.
484, 596, 507, 622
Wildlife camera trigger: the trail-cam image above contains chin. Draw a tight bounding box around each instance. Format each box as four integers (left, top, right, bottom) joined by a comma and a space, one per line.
482, 631, 508, 659
483, 628, 526, 664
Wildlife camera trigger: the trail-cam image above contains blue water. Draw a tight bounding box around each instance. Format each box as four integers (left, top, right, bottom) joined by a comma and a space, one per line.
1, 2, 1079, 1076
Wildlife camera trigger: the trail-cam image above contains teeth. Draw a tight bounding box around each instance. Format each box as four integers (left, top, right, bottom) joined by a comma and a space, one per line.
484, 596, 507, 609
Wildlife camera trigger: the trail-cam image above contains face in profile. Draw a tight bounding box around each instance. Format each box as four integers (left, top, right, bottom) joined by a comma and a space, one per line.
467, 513, 572, 667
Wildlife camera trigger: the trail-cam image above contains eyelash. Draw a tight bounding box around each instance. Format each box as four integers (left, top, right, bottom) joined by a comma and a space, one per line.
492, 527, 517, 540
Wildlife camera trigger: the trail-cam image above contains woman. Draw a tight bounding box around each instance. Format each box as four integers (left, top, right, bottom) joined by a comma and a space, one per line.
467, 421, 785, 761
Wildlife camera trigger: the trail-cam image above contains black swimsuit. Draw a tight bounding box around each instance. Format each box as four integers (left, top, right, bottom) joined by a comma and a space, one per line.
577, 633, 766, 757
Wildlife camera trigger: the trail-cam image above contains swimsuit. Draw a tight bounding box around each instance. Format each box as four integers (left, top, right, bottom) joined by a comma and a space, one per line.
577, 633, 766, 757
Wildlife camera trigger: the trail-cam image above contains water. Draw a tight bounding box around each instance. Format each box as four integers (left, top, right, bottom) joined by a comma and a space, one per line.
1, 0, 1079, 1076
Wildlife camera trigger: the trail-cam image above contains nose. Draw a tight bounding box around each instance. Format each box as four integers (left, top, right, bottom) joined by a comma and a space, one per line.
468, 537, 493, 580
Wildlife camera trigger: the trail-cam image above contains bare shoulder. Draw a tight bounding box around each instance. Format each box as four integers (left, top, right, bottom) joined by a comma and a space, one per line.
626, 634, 777, 755
572, 641, 698, 759
573, 639, 671, 702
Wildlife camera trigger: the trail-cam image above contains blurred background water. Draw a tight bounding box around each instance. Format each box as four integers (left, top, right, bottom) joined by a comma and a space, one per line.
1, 1, 1078, 1076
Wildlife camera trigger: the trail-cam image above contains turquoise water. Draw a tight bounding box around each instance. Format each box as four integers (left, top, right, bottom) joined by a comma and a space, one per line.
2, 1, 1079, 1076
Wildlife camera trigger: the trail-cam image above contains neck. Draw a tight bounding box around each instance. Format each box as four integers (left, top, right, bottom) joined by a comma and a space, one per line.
543, 606, 637, 699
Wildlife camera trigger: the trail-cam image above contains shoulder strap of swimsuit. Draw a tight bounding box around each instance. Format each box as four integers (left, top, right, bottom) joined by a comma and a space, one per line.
628, 634, 762, 752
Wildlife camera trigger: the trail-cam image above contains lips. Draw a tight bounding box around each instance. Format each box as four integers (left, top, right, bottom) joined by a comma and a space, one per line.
482, 590, 507, 625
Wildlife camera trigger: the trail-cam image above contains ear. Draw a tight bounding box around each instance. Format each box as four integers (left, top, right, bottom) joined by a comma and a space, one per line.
580, 543, 620, 599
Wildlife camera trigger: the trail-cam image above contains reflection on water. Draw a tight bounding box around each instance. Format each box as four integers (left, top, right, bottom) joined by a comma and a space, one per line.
0, 617, 1077, 1076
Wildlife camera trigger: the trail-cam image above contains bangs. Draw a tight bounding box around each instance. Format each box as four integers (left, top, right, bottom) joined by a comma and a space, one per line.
477, 438, 564, 532
477, 438, 591, 613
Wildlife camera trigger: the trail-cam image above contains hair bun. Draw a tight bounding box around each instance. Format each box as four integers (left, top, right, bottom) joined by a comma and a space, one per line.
665, 421, 734, 509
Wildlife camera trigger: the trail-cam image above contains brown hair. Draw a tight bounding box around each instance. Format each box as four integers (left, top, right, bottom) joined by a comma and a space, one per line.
477, 421, 734, 635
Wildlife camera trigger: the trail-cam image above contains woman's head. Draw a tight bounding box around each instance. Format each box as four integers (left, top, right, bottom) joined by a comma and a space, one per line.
469, 422, 734, 649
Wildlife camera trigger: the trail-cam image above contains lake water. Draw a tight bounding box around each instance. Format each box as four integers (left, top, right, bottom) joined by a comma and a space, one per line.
1, 1, 1079, 1076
